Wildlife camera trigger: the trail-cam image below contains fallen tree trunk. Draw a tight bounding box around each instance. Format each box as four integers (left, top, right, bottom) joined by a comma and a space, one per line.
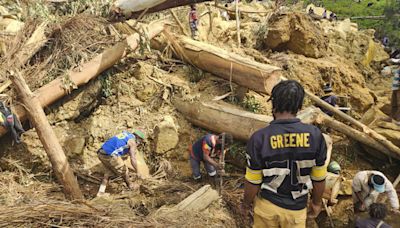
173, 99, 318, 141
0, 21, 166, 137
306, 91, 400, 159
112, 0, 212, 21
9, 71, 83, 200
164, 35, 400, 160
174, 99, 399, 160
163, 32, 282, 94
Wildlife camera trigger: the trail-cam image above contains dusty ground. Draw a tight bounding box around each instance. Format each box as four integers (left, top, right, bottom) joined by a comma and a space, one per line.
0, 1, 400, 227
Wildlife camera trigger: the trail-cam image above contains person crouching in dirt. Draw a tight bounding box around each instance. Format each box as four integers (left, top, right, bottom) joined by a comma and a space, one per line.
352, 170, 400, 214
189, 4, 199, 40
189, 133, 233, 181
356, 203, 391, 228
0, 101, 24, 144
97, 130, 145, 195
319, 83, 338, 117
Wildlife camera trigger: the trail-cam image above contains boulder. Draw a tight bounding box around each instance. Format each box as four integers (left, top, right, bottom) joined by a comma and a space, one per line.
262, 13, 328, 58
154, 115, 179, 154
63, 136, 86, 159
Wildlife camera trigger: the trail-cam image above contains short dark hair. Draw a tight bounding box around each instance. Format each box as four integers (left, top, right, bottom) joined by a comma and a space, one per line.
369, 203, 387, 220
270, 80, 305, 114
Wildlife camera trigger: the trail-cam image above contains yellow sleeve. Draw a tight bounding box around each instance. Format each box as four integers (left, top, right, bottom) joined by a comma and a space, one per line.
245, 167, 263, 184
311, 165, 327, 181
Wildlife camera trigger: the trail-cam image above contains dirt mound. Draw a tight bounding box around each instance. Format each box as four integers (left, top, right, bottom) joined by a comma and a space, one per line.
261, 13, 328, 58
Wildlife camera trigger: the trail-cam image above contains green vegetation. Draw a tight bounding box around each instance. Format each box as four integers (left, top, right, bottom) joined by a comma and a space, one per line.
294, 0, 400, 47
241, 95, 262, 113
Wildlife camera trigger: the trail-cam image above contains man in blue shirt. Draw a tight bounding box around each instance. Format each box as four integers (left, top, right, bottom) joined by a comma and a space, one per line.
97, 130, 145, 194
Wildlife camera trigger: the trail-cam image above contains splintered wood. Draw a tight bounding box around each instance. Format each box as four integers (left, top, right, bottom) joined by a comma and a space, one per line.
175, 185, 219, 211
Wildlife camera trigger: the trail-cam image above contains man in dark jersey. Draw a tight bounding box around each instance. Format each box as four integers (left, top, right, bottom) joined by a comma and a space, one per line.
241, 80, 327, 227
97, 130, 145, 195
190, 133, 233, 180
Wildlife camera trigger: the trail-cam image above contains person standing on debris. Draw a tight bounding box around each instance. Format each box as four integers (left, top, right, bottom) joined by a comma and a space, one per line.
221, 4, 230, 21
189, 133, 233, 180
356, 203, 392, 228
320, 83, 338, 117
322, 9, 327, 19
352, 170, 399, 213
308, 7, 314, 15
97, 130, 145, 195
390, 64, 400, 125
0, 101, 24, 144
189, 4, 199, 40
383, 36, 389, 47
241, 80, 328, 228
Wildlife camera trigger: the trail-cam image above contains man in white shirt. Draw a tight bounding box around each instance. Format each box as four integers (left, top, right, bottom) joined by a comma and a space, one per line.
352, 170, 399, 213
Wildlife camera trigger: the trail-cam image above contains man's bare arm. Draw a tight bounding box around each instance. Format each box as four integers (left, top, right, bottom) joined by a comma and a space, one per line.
128, 139, 137, 172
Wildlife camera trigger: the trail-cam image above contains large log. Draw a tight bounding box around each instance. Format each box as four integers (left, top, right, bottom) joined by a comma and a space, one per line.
306, 91, 400, 159
164, 35, 400, 160
112, 0, 212, 21
174, 99, 398, 160
164, 33, 283, 94
0, 21, 166, 138
173, 99, 318, 141
9, 71, 83, 200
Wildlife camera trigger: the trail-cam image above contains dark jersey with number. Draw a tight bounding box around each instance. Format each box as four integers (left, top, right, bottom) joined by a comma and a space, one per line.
246, 118, 327, 210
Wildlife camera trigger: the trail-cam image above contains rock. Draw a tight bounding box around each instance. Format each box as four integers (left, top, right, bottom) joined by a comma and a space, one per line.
154, 115, 179, 154
0, 18, 24, 34
49, 80, 102, 122
63, 136, 86, 159
262, 13, 328, 58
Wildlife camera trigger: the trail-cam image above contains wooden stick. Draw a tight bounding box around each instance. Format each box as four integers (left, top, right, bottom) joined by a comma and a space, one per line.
323, 199, 335, 228
9, 71, 83, 200
393, 173, 400, 188
0, 80, 12, 93
169, 9, 189, 36
219, 133, 225, 194
305, 89, 400, 159
212, 92, 232, 101
235, 0, 240, 48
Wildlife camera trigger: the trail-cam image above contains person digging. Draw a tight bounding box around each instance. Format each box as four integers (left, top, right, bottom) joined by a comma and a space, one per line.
97, 130, 145, 196
189, 133, 233, 181
352, 170, 399, 214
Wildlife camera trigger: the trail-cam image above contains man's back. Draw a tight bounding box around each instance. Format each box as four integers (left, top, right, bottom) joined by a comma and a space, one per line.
247, 118, 327, 210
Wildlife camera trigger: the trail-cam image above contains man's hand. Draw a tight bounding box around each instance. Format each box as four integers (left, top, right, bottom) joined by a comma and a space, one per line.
308, 202, 322, 218
391, 208, 400, 215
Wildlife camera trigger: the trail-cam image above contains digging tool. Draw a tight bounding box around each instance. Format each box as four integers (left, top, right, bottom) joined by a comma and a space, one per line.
218, 133, 226, 194
323, 199, 335, 228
